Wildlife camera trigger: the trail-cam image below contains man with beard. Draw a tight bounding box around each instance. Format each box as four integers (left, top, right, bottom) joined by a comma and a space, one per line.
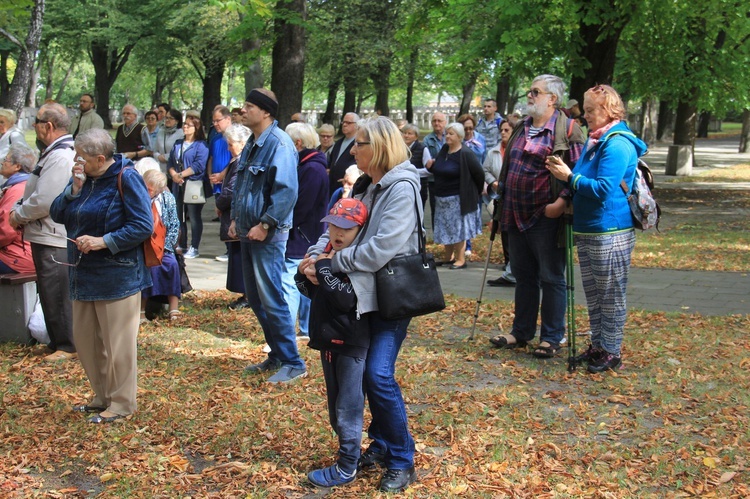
489, 74, 584, 359
70, 94, 104, 138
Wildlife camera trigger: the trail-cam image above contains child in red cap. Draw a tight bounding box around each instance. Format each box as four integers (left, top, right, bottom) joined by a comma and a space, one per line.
295, 198, 370, 487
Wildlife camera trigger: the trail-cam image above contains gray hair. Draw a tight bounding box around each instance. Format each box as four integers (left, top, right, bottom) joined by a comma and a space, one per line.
0, 108, 17, 125
122, 104, 138, 115
401, 123, 420, 136
223, 124, 251, 147
6, 143, 38, 173
344, 112, 360, 123
317, 124, 335, 136
39, 103, 71, 131
285, 122, 320, 149
75, 128, 115, 158
533, 74, 566, 109
446, 122, 465, 140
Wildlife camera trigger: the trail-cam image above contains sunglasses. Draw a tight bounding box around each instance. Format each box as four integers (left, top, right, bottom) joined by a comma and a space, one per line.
527, 88, 551, 97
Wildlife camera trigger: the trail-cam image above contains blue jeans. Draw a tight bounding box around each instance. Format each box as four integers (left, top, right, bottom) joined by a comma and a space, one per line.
240, 240, 305, 370
321, 351, 366, 475
282, 257, 310, 335
507, 216, 566, 345
364, 314, 415, 469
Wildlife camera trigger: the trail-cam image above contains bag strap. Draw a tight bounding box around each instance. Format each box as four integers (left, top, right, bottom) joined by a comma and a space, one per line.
353, 179, 425, 261
300, 151, 317, 164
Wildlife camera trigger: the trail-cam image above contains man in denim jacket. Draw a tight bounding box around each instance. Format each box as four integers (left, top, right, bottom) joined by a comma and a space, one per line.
229, 88, 306, 384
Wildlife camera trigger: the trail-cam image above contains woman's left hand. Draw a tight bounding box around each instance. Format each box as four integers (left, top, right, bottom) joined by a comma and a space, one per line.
75, 235, 107, 254
544, 197, 566, 219
545, 155, 571, 181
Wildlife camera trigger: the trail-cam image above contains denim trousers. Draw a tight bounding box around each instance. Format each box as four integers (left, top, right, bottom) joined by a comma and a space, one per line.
240, 240, 305, 369
282, 257, 310, 335
320, 350, 366, 475
176, 198, 204, 250
507, 216, 566, 345
364, 314, 415, 469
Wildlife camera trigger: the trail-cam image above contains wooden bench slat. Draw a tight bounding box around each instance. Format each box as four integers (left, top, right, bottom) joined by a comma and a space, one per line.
0, 273, 38, 285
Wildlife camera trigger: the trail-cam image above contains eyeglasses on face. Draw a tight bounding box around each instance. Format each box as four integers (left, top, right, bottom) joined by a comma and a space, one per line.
34, 118, 50, 125
527, 88, 551, 97
464, 127, 474, 131
354, 141, 370, 147
212, 116, 229, 124
342, 121, 356, 125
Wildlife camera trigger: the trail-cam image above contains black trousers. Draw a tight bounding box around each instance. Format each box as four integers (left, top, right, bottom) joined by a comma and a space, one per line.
31, 243, 75, 352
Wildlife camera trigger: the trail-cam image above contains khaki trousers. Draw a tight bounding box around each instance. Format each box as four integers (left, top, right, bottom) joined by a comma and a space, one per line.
73, 293, 140, 416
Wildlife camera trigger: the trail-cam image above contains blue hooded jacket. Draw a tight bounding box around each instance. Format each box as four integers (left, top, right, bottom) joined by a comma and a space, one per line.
569, 122, 648, 233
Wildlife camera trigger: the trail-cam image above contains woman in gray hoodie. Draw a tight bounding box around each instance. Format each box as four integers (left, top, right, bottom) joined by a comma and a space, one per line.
302, 117, 422, 493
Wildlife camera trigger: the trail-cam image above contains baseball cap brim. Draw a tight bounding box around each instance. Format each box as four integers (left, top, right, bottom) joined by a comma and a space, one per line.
321, 214, 360, 229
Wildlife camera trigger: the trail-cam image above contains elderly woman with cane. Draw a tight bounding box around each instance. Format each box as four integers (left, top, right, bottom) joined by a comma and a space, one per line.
546, 84, 647, 373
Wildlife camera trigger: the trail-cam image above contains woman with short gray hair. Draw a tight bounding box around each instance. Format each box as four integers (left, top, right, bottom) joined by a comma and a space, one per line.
0, 143, 37, 273
0, 108, 29, 161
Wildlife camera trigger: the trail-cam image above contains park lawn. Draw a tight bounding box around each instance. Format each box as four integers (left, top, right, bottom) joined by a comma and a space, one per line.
0, 291, 748, 498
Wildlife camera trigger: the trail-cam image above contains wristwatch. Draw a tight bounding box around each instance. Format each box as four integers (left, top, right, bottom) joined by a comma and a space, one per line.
261, 222, 270, 230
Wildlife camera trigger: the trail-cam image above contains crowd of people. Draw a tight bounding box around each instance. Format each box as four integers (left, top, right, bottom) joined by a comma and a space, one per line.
0, 73, 646, 492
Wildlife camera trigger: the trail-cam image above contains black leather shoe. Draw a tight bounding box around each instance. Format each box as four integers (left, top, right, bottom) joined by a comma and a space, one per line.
357, 447, 386, 471
379, 467, 417, 492
228, 297, 249, 310
72, 404, 106, 413
487, 276, 515, 287
587, 352, 622, 373
88, 414, 125, 424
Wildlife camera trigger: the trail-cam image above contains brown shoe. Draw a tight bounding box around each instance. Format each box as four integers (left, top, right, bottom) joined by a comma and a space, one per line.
43, 350, 78, 362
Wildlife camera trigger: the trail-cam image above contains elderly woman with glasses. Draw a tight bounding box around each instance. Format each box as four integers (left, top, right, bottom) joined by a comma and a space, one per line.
167, 114, 209, 259
0, 144, 37, 273
457, 114, 486, 164
0, 108, 29, 162
546, 84, 647, 373
50, 128, 153, 424
300, 117, 422, 492
426, 122, 484, 270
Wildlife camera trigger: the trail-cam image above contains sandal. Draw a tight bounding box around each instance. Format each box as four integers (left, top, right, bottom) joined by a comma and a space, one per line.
489, 334, 527, 349
532, 342, 562, 358
169, 310, 182, 321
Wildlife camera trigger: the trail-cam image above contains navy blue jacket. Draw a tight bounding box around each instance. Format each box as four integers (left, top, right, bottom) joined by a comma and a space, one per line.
295, 259, 370, 359
50, 155, 153, 300
287, 148, 329, 258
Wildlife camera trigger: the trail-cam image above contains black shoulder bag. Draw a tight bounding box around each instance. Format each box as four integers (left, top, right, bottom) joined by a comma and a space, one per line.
359, 180, 446, 320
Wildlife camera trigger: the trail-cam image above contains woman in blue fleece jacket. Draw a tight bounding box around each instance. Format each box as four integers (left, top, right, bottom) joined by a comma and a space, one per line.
546, 84, 647, 374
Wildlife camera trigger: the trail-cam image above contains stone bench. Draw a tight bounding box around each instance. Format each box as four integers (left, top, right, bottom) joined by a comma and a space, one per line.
0, 272, 37, 345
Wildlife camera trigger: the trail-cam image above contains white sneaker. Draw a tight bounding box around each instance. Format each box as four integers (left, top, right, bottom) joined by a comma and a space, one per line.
215, 253, 228, 262
184, 247, 199, 259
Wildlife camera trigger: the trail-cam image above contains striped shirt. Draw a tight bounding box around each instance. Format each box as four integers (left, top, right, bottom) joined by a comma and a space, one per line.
500, 112, 582, 232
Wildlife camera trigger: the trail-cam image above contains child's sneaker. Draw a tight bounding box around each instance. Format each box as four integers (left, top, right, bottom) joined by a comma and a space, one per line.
308, 464, 356, 488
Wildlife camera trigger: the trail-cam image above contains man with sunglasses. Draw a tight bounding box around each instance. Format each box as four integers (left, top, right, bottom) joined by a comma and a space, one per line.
9, 103, 76, 362
489, 74, 584, 360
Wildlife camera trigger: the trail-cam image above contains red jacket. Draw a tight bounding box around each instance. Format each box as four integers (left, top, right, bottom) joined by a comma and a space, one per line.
0, 178, 35, 273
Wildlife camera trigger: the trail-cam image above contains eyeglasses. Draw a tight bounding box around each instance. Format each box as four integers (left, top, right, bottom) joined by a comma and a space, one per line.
342, 121, 356, 125
354, 141, 370, 147
464, 127, 474, 131
527, 88, 551, 97
183, 123, 195, 128
165, 116, 176, 121
591, 84, 608, 94
51, 251, 82, 267
212, 116, 229, 124
34, 118, 50, 125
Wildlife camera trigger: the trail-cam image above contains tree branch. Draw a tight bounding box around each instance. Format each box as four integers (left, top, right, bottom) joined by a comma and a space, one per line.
0, 27, 24, 49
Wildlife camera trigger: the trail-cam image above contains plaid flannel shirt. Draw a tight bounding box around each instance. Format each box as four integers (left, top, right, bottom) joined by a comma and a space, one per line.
500, 112, 582, 232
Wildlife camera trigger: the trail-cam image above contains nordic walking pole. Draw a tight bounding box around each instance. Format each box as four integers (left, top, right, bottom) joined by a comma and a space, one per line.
565, 203, 578, 372
469, 198, 502, 340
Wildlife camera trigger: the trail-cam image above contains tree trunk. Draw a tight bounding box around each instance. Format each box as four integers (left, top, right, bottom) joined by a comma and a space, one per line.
242, 38, 264, 94
495, 74, 510, 116
90, 40, 135, 128
696, 111, 711, 138
405, 48, 417, 124
0, 50, 9, 98
673, 92, 697, 146
568, 11, 627, 106
55, 60, 76, 102
201, 55, 225, 128
342, 74, 356, 117
43, 51, 55, 101
0, 0, 45, 115
371, 62, 391, 117
459, 74, 477, 116
738, 109, 750, 153
322, 74, 338, 125
656, 100, 674, 142
270, 0, 306, 130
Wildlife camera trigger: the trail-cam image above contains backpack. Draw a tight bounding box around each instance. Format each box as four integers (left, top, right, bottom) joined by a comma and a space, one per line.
620, 158, 661, 231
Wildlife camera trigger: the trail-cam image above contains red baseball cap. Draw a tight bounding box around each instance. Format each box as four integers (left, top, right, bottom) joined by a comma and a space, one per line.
322, 198, 368, 229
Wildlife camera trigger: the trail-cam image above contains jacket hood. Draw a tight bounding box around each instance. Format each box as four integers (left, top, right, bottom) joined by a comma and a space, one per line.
601, 122, 648, 158
377, 160, 419, 190
299, 148, 327, 168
